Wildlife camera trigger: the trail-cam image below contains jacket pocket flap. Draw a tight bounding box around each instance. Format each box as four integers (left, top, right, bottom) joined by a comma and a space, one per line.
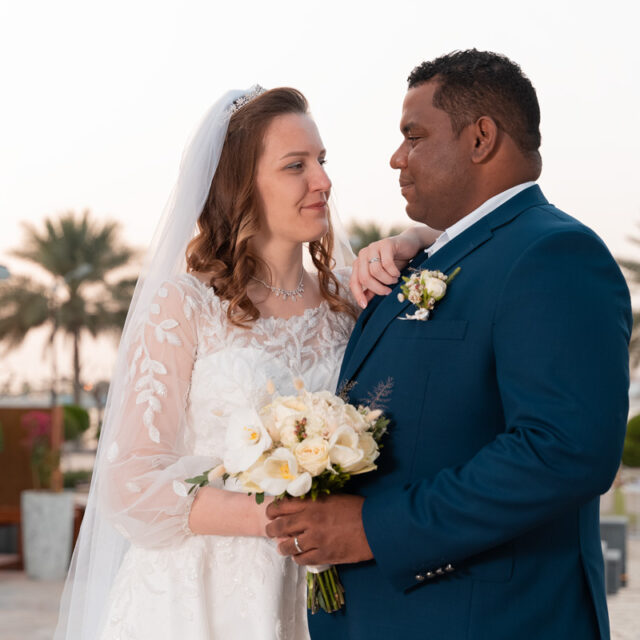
387, 319, 468, 341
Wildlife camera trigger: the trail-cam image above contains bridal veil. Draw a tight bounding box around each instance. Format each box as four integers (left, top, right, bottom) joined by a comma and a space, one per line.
54, 86, 353, 639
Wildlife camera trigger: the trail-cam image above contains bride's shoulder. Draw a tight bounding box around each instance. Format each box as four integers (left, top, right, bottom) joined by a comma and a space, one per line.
148, 272, 222, 320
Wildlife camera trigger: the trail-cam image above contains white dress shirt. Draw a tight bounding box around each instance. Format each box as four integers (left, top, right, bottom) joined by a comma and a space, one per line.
426, 182, 536, 258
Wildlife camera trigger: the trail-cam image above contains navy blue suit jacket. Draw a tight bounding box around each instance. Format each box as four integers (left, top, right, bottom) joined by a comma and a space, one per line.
309, 186, 631, 639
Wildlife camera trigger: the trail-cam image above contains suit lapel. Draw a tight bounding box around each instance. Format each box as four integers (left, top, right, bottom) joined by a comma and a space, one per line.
340, 185, 549, 383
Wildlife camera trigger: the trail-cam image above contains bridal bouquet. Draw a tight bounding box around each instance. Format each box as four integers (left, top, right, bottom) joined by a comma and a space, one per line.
186, 379, 390, 614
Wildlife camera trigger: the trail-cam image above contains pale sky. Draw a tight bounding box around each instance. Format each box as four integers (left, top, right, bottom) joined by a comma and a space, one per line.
1, 0, 639, 388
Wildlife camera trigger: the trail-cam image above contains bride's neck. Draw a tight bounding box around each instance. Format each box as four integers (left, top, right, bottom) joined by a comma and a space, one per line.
254, 240, 304, 289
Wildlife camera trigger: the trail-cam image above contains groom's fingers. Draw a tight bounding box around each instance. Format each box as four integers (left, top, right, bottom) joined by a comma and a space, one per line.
265, 513, 304, 539
276, 532, 317, 558
266, 498, 305, 520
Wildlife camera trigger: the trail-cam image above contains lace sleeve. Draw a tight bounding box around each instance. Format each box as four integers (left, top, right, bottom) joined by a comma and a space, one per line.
99, 276, 218, 548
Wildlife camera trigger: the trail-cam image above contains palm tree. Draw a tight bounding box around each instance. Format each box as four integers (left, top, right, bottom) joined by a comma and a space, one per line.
0, 211, 137, 403
348, 221, 407, 254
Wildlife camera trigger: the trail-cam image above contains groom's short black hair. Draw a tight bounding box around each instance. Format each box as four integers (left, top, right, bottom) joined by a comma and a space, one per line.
408, 49, 541, 157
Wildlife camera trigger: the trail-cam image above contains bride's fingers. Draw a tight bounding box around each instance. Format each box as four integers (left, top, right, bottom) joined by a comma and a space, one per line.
379, 239, 402, 278
350, 263, 367, 309
362, 241, 400, 285
368, 259, 398, 286
351, 254, 391, 301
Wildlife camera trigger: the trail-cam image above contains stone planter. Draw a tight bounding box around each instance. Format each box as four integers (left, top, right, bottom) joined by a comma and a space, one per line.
20, 490, 74, 580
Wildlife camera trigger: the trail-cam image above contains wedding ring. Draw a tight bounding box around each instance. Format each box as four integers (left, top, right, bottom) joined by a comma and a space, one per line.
368, 257, 381, 264
293, 536, 303, 554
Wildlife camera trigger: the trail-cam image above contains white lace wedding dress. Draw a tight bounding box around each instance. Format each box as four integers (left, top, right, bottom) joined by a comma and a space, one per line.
98, 270, 356, 640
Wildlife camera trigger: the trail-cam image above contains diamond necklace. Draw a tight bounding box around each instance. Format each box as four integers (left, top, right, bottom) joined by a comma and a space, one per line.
251, 268, 305, 301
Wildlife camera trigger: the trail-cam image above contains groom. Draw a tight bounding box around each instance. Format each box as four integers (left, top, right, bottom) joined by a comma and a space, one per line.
267, 50, 632, 639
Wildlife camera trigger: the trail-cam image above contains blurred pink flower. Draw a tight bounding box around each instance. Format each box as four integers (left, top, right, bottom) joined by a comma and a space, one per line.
21, 411, 52, 449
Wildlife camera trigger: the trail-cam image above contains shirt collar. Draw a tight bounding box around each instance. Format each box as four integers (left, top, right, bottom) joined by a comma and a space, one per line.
426, 181, 536, 257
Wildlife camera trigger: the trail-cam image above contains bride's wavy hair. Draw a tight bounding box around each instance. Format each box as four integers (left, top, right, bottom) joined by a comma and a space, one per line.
186, 87, 356, 327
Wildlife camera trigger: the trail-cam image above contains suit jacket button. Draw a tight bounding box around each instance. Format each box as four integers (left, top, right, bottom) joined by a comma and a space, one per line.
426, 571, 435, 579
445, 564, 454, 573
415, 573, 425, 582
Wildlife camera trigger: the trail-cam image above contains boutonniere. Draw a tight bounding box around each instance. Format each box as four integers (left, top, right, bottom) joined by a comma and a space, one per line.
398, 267, 461, 321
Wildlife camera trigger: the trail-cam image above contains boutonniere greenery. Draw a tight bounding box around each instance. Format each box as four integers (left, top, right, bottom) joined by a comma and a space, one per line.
398, 267, 461, 321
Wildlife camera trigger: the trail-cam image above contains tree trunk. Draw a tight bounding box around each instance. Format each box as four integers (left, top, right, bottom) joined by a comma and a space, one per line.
73, 329, 81, 404
50, 325, 58, 406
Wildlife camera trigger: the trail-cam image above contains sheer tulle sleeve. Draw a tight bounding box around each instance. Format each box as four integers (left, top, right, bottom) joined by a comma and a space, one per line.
333, 265, 360, 312
99, 276, 218, 548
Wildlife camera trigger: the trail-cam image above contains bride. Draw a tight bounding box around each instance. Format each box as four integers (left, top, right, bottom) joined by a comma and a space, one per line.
54, 86, 435, 640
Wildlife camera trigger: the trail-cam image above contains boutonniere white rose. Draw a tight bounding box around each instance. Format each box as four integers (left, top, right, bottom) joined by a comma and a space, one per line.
398, 267, 461, 321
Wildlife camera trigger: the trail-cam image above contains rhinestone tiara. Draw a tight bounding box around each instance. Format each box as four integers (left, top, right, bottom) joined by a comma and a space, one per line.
229, 85, 267, 113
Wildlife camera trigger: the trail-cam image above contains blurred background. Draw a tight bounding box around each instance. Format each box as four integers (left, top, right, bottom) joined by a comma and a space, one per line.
1, 0, 639, 638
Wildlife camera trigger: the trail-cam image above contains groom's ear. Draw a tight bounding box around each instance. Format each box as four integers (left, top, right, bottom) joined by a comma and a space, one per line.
469, 116, 498, 164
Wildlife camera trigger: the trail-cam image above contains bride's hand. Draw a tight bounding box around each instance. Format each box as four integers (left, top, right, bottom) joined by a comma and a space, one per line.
350, 226, 439, 308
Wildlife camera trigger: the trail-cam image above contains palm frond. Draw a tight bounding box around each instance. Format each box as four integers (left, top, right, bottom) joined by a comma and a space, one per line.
0, 277, 50, 347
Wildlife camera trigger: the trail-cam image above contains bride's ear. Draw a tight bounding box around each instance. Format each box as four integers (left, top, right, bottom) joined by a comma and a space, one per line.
469, 116, 498, 164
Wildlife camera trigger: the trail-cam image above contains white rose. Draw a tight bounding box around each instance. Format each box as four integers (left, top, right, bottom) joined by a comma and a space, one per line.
329, 425, 365, 472
223, 408, 272, 473
294, 437, 331, 476
312, 390, 345, 407
424, 277, 447, 301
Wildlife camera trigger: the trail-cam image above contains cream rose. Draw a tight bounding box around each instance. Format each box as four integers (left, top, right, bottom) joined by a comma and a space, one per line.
294, 437, 331, 476
423, 276, 447, 300
311, 390, 345, 407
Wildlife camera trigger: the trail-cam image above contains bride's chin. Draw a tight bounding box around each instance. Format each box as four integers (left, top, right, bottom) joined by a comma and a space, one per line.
300, 222, 330, 244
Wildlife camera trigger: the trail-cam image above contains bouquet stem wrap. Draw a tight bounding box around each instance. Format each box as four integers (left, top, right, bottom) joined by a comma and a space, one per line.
306, 565, 344, 614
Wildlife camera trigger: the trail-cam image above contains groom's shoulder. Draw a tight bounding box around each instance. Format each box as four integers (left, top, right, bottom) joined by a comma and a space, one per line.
508, 199, 609, 254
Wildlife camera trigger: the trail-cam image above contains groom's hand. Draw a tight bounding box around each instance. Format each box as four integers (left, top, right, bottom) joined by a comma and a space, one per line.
265, 494, 374, 565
